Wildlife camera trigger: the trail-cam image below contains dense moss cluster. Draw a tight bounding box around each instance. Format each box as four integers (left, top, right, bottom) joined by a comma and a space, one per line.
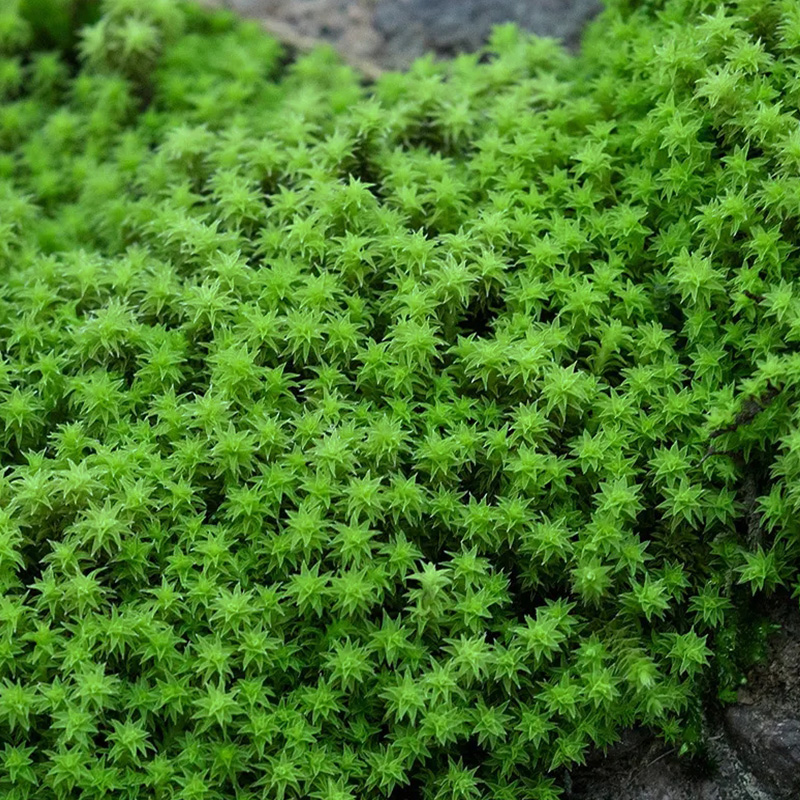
1, 0, 799, 797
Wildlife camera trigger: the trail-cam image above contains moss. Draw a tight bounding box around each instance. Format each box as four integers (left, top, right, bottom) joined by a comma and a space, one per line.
0, 0, 799, 797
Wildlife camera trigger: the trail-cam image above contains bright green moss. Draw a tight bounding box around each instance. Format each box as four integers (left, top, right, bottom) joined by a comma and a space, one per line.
1, 0, 800, 797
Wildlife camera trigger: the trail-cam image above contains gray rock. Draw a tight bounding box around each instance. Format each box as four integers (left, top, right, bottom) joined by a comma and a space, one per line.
580, 759, 721, 800
374, 0, 603, 65
566, 728, 722, 800
725, 706, 800, 800
568, 597, 800, 800
567, 718, 778, 800
204, 0, 603, 73
704, 717, 779, 800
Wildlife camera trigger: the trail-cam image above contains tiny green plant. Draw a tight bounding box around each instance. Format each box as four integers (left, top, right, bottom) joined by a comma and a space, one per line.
1, 0, 800, 798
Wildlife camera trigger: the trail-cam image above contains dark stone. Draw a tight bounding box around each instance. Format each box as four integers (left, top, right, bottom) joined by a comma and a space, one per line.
374, 0, 603, 64
725, 706, 800, 800
210, 0, 603, 72
566, 728, 717, 800
567, 718, 778, 800
567, 595, 800, 800
572, 758, 721, 800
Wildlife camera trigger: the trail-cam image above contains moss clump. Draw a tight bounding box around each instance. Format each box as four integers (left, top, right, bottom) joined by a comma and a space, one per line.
1, 0, 800, 797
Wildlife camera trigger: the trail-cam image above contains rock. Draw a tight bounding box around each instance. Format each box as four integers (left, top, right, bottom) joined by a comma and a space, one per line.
721, 594, 800, 799
725, 706, 800, 799
203, 0, 604, 73
568, 595, 800, 800
569, 756, 721, 800
566, 728, 721, 800
567, 717, 777, 800
704, 716, 780, 800
374, 0, 603, 66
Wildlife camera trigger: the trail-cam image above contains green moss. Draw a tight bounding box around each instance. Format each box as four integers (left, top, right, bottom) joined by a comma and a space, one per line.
1, 0, 800, 797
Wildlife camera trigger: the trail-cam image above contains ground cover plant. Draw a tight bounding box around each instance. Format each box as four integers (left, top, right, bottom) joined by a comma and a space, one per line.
1, 0, 800, 797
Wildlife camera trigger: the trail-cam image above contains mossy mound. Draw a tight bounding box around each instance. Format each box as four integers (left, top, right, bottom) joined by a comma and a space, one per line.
1, 1, 800, 798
